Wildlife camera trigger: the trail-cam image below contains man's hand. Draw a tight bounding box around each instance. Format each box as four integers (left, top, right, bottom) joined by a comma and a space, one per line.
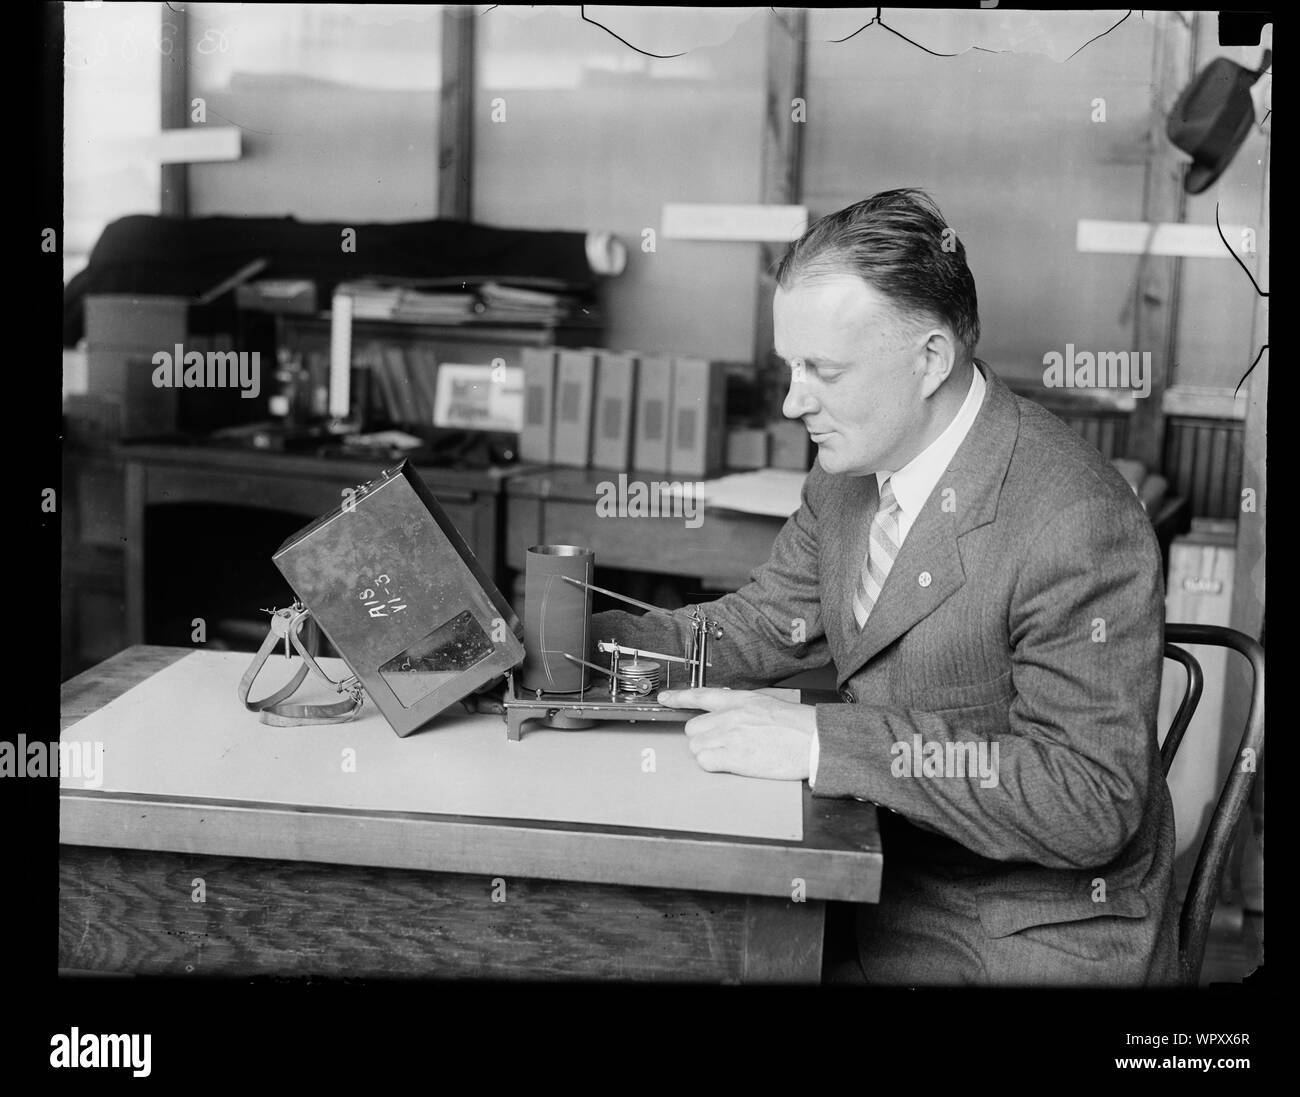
657, 688, 816, 781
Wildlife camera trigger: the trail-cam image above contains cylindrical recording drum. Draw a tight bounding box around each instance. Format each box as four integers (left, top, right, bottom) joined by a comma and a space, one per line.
521, 545, 594, 693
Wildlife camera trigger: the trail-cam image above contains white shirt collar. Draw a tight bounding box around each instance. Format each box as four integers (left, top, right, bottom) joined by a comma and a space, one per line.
876, 364, 986, 522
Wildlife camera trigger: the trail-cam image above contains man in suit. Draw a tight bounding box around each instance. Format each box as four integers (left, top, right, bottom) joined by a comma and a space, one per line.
590, 188, 1181, 985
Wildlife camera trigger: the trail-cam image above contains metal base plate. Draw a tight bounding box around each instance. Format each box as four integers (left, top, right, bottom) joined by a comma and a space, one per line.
502, 681, 705, 741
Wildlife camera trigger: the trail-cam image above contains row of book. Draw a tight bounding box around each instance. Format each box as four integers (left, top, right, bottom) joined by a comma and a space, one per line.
521, 348, 730, 477
354, 342, 442, 428
281, 342, 443, 429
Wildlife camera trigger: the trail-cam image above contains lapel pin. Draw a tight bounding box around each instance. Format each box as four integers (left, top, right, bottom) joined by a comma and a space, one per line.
918, 571, 932, 587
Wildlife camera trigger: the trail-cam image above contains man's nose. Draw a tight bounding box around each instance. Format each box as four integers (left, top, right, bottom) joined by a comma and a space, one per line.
783, 376, 818, 419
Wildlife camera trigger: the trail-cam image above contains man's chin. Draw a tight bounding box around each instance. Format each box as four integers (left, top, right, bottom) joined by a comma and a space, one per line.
815, 447, 841, 474
816, 445, 872, 477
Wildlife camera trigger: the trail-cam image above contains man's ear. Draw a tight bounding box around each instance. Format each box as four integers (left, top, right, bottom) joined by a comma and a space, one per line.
917, 327, 957, 398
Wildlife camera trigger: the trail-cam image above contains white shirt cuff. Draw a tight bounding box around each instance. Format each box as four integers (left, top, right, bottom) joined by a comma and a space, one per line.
809, 728, 820, 787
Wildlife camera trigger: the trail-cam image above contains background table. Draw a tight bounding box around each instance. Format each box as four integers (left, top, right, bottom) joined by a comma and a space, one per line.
504, 465, 788, 603
62, 442, 516, 677
121, 444, 509, 645
63, 446, 793, 679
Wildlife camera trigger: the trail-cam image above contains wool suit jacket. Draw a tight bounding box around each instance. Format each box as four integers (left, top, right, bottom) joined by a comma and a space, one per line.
591, 361, 1181, 985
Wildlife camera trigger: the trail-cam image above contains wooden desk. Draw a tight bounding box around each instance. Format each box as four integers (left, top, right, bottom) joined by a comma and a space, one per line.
60, 647, 882, 982
505, 467, 788, 591
117, 444, 514, 646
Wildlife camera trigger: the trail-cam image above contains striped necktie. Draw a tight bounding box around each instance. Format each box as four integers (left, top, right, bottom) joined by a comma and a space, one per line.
853, 477, 901, 629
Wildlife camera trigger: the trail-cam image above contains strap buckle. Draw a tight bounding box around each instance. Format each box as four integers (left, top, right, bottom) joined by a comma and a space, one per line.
266, 601, 306, 660
338, 674, 365, 705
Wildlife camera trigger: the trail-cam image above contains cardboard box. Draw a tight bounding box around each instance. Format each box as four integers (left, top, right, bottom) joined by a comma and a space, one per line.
85, 294, 190, 349
84, 295, 189, 438
552, 349, 597, 467
235, 279, 317, 315
83, 293, 270, 438
669, 356, 727, 478
768, 418, 814, 470
519, 347, 558, 463
591, 351, 638, 470
726, 427, 769, 470
633, 354, 674, 473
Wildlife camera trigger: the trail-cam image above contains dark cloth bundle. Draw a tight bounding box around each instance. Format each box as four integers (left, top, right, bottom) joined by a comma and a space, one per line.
64, 214, 598, 346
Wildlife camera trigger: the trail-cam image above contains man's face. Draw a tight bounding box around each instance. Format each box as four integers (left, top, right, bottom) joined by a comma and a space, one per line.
774, 274, 934, 477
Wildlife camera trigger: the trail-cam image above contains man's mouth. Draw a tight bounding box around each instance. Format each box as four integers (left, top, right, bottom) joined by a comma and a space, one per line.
808, 428, 832, 442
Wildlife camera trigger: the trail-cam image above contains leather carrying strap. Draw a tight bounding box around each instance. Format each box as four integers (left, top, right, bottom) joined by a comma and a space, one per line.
238, 606, 364, 726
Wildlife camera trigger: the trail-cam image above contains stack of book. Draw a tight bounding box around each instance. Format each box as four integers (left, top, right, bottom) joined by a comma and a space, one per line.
338, 279, 598, 327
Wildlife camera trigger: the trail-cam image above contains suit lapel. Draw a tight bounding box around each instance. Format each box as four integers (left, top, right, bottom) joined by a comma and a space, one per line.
817, 472, 876, 670
837, 362, 1021, 685
838, 474, 879, 649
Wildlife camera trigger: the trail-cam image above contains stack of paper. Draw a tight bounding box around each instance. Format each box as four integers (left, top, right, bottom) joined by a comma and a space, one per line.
391, 288, 478, 322
339, 279, 596, 327
667, 468, 808, 518
346, 283, 405, 320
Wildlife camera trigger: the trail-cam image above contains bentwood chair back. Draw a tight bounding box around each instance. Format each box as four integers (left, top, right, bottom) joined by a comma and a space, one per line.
1161, 623, 1265, 983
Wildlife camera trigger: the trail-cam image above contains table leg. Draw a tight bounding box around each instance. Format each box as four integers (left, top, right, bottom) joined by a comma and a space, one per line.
741, 895, 826, 983
123, 462, 146, 646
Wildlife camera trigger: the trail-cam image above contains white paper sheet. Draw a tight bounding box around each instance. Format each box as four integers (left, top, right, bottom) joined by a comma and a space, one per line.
672, 469, 808, 518
62, 651, 802, 841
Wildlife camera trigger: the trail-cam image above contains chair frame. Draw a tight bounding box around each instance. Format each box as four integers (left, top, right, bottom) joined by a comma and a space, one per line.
1162, 623, 1265, 984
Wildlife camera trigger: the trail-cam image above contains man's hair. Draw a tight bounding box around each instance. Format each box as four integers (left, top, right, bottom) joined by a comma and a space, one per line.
774, 188, 980, 362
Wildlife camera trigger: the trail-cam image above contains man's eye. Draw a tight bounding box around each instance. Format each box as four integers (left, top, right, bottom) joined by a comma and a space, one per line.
788, 360, 842, 383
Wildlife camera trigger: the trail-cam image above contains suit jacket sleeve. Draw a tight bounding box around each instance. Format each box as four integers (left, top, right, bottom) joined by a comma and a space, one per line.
813, 493, 1165, 869
588, 465, 834, 688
